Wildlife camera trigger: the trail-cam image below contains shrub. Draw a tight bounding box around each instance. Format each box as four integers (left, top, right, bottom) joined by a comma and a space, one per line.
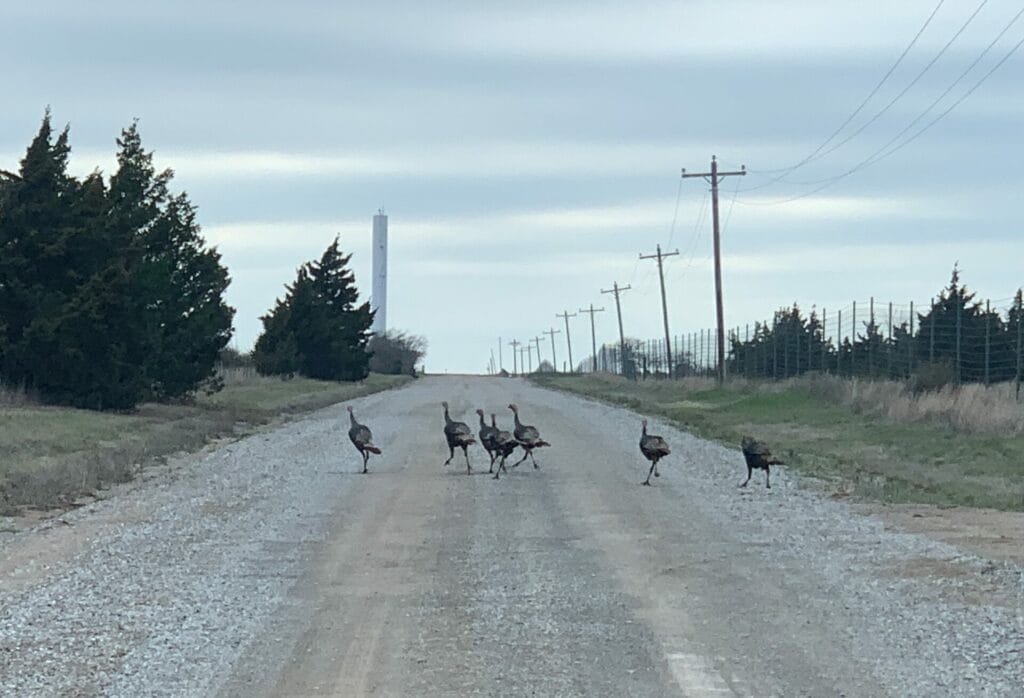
909, 360, 954, 394
367, 331, 426, 376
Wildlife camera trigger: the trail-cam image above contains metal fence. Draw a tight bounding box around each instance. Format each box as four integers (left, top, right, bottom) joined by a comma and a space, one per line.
580, 294, 1024, 398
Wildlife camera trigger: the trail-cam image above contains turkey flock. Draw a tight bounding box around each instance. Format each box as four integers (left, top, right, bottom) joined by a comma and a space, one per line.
347, 402, 782, 487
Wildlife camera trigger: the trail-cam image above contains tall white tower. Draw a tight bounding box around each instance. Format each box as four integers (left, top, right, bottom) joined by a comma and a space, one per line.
371, 209, 388, 335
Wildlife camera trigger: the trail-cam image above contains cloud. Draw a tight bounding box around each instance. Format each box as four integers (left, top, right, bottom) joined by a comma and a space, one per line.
56, 140, 780, 182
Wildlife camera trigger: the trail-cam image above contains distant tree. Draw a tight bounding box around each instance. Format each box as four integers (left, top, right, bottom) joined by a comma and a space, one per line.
729, 305, 833, 379
914, 266, 1011, 383
368, 331, 426, 376
254, 238, 373, 381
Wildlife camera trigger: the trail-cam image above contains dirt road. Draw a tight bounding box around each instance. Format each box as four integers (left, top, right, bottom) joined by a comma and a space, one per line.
2, 377, 1021, 696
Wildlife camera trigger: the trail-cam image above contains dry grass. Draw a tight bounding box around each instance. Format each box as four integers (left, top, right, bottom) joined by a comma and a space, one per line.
0, 372, 412, 514
796, 374, 1022, 436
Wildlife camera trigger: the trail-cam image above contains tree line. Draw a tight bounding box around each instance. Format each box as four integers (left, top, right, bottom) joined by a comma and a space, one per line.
1, 112, 422, 410
0, 112, 234, 409
726, 267, 1022, 387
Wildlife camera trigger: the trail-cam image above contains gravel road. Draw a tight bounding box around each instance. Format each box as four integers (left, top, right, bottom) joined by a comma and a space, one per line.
1, 376, 1021, 696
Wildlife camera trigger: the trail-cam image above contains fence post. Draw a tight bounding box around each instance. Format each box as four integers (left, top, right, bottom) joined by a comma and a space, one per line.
851, 301, 857, 375
887, 301, 893, 379
772, 315, 778, 379
908, 300, 915, 378
956, 290, 962, 385
929, 297, 935, 362
744, 324, 750, 378
837, 309, 842, 375
1017, 294, 1022, 401
868, 297, 874, 375
793, 324, 798, 376
821, 308, 827, 373
984, 299, 991, 386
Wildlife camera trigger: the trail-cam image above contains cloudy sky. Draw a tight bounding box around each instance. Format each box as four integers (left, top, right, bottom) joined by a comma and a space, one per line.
2, 1, 1022, 372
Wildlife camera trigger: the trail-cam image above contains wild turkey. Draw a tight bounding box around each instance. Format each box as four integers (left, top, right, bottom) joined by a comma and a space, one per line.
740, 436, 783, 489
490, 413, 518, 480
507, 403, 550, 469
442, 401, 476, 474
346, 406, 380, 474
475, 408, 500, 472
638, 419, 670, 486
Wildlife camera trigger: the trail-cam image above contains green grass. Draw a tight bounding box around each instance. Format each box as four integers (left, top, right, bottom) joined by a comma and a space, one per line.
532, 373, 1024, 511
0, 372, 412, 513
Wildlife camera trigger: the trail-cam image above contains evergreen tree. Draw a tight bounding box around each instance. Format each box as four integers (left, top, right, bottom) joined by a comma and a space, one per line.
0, 112, 148, 407
108, 123, 234, 399
254, 238, 373, 381
916, 266, 992, 383
0, 113, 233, 408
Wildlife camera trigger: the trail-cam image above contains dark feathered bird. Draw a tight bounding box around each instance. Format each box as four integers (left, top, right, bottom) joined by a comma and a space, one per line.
490, 413, 518, 480
740, 436, 783, 489
346, 406, 380, 474
508, 403, 550, 469
638, 419, 670, 486
475, 408, 500, 472
443, 401, 476, 474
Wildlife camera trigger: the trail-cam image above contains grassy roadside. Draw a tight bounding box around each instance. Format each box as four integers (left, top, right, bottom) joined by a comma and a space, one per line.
532, 373, 1024, 512
0, 371, 412, 514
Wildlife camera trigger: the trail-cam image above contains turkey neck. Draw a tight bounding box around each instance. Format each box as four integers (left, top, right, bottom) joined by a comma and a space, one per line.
349, 411, 358, 427
511, 409, 522, 428
443, 405, 452, 424
477, 412, 486, 428
641, 422, 647, 437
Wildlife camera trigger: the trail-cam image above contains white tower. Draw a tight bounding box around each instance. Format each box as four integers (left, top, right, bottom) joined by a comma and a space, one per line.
371, 209, 388, 335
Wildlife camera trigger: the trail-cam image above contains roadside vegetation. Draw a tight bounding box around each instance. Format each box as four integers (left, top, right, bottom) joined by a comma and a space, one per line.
0, 370, 411, 514
532, 372, 1024, 511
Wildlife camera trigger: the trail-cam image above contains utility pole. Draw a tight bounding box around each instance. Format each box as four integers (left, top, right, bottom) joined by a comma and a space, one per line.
601, 282, 631, 376
524, 345, 533, 373
639, 244, 679, 377
682, 156, 746, 384
498, 336, 503, 373
578, 304, 605, 373
543, 327, 561, 372
509, 339, 521, 376
532, 336, 545, 371
556, 310, 577, 373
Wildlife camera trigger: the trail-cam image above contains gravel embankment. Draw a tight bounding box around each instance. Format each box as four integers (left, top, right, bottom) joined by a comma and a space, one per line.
0, 387, 402, 697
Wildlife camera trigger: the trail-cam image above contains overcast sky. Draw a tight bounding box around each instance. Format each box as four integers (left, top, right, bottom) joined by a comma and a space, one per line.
2, 1, 1022, 373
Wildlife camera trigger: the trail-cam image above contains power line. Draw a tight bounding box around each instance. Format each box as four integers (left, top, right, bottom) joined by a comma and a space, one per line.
665, 176, 685, 249
738, 24, 1024, 208
750, 0, 949, 181
740, 0, 988, 196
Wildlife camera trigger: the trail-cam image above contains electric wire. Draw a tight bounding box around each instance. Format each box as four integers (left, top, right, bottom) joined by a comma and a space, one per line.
738, 25, 1024, 207
739, 0, 988, 196
748, 0, 948, 180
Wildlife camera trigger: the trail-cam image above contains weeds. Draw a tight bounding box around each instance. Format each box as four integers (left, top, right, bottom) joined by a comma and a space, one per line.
533, 372, 1024, 511
0, 373, 412, 514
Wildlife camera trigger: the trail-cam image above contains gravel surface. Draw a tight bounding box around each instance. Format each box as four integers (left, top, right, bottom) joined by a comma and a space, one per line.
1, 376, 1021, 696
